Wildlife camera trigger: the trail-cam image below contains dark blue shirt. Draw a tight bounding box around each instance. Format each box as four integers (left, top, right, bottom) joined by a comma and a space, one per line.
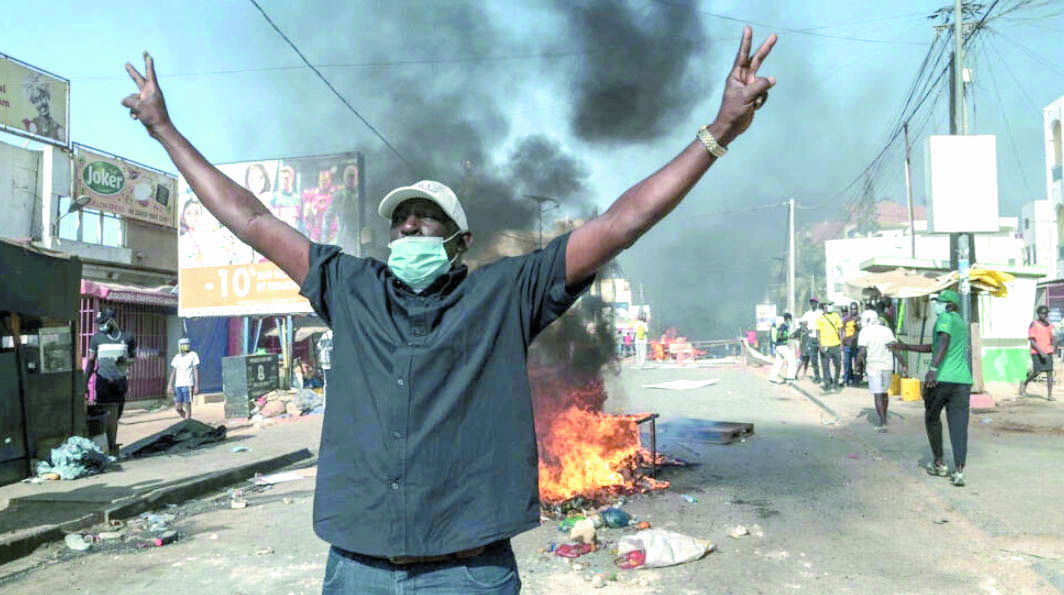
299, 232, 590, 557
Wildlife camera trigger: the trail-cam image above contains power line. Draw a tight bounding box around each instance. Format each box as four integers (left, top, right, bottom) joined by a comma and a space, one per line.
979, 36, 1039, 204
247, 0, 414, 171
662, 1, 928, 45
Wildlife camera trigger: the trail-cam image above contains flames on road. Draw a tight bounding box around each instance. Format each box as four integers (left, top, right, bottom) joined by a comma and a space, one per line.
529, 370, 670, 504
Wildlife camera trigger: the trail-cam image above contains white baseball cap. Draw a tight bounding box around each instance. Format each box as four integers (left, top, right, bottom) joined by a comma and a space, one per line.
378, 180, 469, 232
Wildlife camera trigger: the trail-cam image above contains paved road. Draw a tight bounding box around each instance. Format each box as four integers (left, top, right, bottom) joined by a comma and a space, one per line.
1, 364, 1060, 594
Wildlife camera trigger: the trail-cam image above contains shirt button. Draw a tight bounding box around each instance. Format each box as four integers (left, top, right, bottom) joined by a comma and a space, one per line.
397, 378, 404, 386
391, 431, 401, 439
391, 480, 400, 490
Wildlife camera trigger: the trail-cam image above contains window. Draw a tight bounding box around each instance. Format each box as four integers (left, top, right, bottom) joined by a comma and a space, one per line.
57, 197, 124, 247
1025, 217, 1030, 230
1053, 119, 1062, 166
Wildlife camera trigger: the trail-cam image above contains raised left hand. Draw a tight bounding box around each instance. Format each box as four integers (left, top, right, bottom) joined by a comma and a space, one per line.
713, 26, 777, 144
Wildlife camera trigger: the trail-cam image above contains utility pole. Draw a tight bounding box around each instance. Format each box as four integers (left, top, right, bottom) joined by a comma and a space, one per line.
525, 195, 558, 249
787, 198, 796, 316
946, 0, 975, 367
904, 123, 916, 258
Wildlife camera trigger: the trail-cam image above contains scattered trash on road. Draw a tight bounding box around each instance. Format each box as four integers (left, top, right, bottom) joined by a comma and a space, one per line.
251, 471, 304, 485
590, 574, 606, 588
97, 531, 123, 540
600, 507, 631, 528
230, 498, 248, 509
255, 546, 275, 556
728, 525, 749, 538
636, 521, 652, 529
153, 530, 178, 547
934, 519, 949, 524
681, 494, 699, 504
64, 533, 93, 552
616, 529, 713, 569
750, 524, 765, 537
554, 543, 594, 558
570, 518, 596, 544
35, 436, 112, 480
558, 516, 585, 532
232, 446, 251, 453
642, 379, 720, 391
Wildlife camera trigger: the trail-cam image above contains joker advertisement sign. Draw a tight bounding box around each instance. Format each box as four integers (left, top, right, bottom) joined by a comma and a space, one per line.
74, 144, 177, 228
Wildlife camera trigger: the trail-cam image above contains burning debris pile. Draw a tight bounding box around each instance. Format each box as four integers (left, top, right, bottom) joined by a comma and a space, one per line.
529, 295, 673, 510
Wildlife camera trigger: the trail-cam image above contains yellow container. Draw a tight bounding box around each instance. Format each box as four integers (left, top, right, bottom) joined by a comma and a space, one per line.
901, 378, 922, 401
889, 373, 902, 396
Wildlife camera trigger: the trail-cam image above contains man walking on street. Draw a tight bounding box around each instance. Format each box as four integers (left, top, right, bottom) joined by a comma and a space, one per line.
857, 310, 906, 431
891, 290, 972, 487
633, 313, 649, 369
842, 301, 861, 385
120, 27, 778, 593
167, 337, 199, 420
800, 297, 821, 382
768, 313, 796, 384
1020, 305, 1055, 401
816, 300, 843, 392
84, 309, 137, 456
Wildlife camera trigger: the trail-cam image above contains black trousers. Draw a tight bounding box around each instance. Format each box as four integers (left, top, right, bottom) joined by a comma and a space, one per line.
924, 381, 971, 468
820, 346, 841, 386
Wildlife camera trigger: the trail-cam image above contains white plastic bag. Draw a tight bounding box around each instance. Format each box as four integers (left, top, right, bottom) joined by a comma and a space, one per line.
617, 528, 713, 568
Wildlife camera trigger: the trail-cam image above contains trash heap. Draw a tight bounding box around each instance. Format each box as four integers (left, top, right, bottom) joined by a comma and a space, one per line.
34, 436, 113, 480
545, 503, 714, 586
252, 388, 324, 419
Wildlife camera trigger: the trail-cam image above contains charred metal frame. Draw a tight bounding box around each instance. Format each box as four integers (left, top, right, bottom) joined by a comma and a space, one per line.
634, 413, 659, 477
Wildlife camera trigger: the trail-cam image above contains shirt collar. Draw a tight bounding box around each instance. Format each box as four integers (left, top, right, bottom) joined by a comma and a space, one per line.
388, 264, 469, 297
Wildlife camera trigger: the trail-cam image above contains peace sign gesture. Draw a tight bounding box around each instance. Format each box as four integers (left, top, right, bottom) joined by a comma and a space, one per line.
714, 27, 777, 142
121, 52, 171, 137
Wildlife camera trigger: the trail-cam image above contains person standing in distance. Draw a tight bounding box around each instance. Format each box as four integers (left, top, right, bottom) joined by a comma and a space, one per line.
84, 309, 137, 456
167, 337, 200, 420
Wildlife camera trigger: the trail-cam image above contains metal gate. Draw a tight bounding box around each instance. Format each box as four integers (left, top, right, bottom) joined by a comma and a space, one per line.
80, 296, 169, 402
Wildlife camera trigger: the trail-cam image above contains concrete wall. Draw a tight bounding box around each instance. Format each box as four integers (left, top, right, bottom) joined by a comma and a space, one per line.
0, 140, 42, 241
125, 219, 177, 272
1020, 200, 1057, 279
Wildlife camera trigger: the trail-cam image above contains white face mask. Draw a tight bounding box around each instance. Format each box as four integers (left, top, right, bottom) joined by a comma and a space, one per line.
934, 301, 947, 315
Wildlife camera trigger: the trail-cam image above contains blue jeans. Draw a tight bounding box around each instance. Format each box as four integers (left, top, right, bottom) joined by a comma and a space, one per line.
322, 540, 521, 594
842, 345, 855, 384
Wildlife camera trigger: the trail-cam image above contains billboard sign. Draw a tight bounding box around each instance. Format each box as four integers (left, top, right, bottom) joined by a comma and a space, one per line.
73, 145, 177, 228
0, 53, 69, 146
755, 303, 776, 331
178, 153, 364, 317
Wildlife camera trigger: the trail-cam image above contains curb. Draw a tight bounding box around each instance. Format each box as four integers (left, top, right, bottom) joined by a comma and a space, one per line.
0, 448, 313, 566
787, 381, 841, 423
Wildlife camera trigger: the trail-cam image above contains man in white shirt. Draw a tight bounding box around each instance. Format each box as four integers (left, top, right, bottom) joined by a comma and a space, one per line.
857, 311, 906, 432
167, 337, 200, 420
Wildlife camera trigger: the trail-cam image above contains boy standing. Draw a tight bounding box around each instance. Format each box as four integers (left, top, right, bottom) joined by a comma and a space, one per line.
167, 337, 200, 420
1020, 305, 1055, 401
857, 311, 906, 431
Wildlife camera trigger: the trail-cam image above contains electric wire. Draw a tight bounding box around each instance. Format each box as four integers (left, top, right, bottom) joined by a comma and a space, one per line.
979, 36, 1039, 204
247, 0, 414, 171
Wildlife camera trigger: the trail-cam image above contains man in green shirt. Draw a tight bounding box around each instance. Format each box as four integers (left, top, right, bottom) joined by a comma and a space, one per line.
891, 290, 972, 487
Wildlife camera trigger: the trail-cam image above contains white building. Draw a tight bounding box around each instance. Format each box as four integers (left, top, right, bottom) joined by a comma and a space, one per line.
824, 217, 1022, 305
1020, 200, 1057, 279
1045, 95, 1064, 274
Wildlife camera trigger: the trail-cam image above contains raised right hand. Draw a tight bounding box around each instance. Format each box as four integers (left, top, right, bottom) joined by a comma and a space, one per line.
121, 52, 171, 137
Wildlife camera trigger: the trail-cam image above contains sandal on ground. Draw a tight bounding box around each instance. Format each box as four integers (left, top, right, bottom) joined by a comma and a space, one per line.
925, 462, 948, 477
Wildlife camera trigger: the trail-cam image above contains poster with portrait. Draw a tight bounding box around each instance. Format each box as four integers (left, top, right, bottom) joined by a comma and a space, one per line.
0, 53, 69, 146
178, 152, 364, 317
74, 145, 177, 228
38, 326, 73, 374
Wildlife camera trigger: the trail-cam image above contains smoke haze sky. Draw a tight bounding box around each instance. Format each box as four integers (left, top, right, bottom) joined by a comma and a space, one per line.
3, 0, 1061, 337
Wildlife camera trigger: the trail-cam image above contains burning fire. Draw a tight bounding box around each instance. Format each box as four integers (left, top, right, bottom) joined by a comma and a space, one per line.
531, 374, 669, 504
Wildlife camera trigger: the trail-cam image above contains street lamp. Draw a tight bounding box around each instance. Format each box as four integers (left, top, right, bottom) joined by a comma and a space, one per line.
51, 195, 92, 245
525, 194, 558, 249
